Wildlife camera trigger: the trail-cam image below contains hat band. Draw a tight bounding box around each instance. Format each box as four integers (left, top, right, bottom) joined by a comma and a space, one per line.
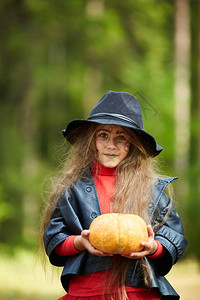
88, 113, 141, 129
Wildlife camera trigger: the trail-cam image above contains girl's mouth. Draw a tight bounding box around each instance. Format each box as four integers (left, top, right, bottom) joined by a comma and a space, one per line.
105, 154, 118, 159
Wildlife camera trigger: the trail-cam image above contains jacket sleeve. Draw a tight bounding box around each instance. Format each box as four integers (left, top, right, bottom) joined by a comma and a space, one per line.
43, 190, 83, 267
149, 192, 188, 276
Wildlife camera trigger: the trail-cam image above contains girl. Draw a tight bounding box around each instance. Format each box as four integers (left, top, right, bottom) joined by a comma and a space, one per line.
40, 91, 187, 300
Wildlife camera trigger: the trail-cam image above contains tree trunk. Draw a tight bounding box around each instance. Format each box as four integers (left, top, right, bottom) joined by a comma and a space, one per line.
174, 0, 191, 172
83, 0, 104, 115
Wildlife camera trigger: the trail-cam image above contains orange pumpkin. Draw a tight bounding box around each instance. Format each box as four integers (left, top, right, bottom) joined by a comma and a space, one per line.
89, 213, 148, 255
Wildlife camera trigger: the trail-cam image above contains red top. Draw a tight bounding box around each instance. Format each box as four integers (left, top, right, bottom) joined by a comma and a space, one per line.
55, 161, 165, 297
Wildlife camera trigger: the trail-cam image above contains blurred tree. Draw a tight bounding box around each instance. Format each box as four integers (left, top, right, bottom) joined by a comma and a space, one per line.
174, 0, 190, 172
0, 0, 88, 247
0, 0, 31, 246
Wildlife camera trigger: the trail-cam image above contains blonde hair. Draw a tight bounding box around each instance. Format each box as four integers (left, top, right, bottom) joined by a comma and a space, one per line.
39, 123, 97, 239
104, 127, 158, 299
39, 123, 172, 299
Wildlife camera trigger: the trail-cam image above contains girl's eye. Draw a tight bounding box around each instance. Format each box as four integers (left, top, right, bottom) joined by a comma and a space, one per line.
117, 135, 126, 140
100, 132, 108, 138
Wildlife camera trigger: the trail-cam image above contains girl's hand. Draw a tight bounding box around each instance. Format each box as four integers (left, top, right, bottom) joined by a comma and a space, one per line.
74, 230, 113, 257
122, 225, 158, 259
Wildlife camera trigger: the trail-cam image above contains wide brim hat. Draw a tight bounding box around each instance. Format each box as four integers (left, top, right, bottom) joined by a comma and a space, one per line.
62, 91, 163, 157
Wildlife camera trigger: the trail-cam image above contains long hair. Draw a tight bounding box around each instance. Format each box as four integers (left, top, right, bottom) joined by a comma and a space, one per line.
39, 123, 97, 245
106, 128, 159, 299
39, 122, 172, 299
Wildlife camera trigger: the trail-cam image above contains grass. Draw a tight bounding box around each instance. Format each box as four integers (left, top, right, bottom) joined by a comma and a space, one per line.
0, 249, 199, 300
0, 249, 64, 300
166, 258, 200, 300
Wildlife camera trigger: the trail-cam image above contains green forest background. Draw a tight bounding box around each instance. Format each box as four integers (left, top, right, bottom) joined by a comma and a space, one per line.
0, 0, 200, 267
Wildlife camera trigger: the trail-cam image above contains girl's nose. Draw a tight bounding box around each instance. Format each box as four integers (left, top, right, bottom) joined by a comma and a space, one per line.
107, 137, 117, 149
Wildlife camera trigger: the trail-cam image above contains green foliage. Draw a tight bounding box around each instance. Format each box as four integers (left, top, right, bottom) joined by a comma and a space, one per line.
0, 186, 14, 224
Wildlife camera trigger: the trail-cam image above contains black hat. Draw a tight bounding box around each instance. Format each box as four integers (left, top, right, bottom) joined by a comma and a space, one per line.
62, 90, 163, 157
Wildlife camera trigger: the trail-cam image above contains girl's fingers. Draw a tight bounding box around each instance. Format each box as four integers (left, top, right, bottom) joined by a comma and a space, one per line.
81, 229, 90, 237
81, 230, 113, 257
147, 225, 154, 238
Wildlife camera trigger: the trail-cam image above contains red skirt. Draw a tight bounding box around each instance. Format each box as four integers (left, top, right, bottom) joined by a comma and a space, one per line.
58, 289, 161, 300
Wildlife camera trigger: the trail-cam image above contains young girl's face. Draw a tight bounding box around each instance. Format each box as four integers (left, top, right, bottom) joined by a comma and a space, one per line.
95, 124, 131, 168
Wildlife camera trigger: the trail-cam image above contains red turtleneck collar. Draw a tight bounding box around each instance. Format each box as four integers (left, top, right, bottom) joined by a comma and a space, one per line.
91, 160, 117, 176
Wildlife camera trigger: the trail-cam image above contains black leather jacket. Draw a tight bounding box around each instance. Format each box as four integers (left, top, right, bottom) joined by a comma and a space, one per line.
44, 173, 187, 299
